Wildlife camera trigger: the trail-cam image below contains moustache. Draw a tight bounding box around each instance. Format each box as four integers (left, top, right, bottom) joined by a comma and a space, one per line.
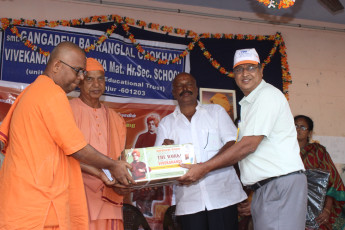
179, 90, 193, 97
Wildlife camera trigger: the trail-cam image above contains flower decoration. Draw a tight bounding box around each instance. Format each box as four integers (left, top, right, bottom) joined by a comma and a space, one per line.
0, 14, 292, 99
1, 18, 10, 30
85, 21, 118, 52
257, 0, 295, 9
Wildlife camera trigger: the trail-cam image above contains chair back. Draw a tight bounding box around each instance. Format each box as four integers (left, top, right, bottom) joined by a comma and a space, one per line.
123, 203, 151, 230
163, 205, 181, 230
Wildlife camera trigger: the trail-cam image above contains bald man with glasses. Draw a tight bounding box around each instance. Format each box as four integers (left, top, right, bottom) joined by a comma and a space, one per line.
0, 42, 134, 229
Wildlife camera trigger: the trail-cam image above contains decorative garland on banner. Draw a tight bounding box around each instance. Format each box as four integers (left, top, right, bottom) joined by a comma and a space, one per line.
257, 0, 295, 9
0, 15, 292, 99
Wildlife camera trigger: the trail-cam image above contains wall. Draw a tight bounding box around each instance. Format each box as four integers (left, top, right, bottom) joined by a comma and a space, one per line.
1, 0, 345, 162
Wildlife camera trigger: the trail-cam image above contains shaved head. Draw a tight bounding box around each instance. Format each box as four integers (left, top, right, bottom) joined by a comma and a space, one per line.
47, 42, 85, 67
44, 41, 86, 93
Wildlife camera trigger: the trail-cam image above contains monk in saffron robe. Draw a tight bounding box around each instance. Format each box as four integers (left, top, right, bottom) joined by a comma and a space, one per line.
0, 42, 134, 230
70, 58, 130, 230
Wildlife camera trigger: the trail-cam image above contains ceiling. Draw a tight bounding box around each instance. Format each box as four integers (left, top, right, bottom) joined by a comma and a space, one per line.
152, 0, 345, 25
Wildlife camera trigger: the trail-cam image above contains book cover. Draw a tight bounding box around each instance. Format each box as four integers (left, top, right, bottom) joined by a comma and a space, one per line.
125, 143, 195, 188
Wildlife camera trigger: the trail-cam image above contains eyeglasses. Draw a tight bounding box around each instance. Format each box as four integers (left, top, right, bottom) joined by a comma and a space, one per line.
59, 60, 87, 76
295, 125, 308, 131
233, 65, 259, 74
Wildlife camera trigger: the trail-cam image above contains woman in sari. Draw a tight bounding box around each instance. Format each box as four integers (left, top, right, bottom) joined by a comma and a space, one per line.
295, 115, 345, 229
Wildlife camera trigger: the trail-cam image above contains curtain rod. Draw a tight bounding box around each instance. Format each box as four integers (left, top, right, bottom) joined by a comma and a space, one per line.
67, 0, 345, 33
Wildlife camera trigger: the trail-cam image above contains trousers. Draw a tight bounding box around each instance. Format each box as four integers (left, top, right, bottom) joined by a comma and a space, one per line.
251, 173, 308, 230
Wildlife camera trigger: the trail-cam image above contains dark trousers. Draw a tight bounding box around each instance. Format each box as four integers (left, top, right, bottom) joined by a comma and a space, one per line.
178, 204, 238, 230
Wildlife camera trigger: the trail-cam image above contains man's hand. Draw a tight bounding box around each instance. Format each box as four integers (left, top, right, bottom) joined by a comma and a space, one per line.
112, 185, 133, 196
99, 170, 117, 186
238, 200, 251, 216
80, 163, 116, 186
177, 163, 208, 185
162, 139, 174, 145
316, 208, 331, 226
109, 160, 135, 186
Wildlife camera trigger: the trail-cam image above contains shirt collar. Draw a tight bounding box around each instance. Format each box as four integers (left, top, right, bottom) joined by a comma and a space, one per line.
239, 79, 266, 105
173, 101, 202, 117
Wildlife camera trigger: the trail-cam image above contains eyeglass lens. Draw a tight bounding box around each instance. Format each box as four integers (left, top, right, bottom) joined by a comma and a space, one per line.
60, 60, 86, 76
234, 65, 258, 74
295, 125, 307, 131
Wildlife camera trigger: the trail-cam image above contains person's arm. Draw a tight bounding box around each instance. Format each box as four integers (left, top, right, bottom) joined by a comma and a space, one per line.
238, 199, 252, 217
314, 145, 338, 224
138, 162, 147, 173
323, 196, 333, 214
80, 163, 116, 186
162, 139, 174, 145
216, 140, 236, 156
178, 135, 264, 185
80, 162, 134, 193
71, 144, 135, 186
316, 195, 333, 224
112, 186, 133, 196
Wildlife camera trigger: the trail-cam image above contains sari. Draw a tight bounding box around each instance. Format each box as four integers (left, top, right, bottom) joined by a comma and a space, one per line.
301, 143, 345, 230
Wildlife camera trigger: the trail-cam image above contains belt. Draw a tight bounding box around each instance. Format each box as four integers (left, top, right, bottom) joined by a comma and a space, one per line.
246, 170, 304, 191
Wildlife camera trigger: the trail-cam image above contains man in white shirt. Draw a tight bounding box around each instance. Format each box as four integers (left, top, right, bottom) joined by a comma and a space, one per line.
155, 72, 247, 230
178, 48, 308, 230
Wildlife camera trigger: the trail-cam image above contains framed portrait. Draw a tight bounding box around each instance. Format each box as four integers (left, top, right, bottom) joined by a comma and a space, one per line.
199, 88, 237, 122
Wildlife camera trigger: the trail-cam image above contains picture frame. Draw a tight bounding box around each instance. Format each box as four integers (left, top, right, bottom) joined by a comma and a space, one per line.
199, 88, 237, 122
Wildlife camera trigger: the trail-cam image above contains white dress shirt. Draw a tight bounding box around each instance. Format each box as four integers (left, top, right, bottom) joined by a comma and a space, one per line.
155, 102, 247, 215
238, 80, 305, 186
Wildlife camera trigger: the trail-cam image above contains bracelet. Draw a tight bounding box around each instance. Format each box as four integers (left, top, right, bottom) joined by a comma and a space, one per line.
324, 208, 331, 214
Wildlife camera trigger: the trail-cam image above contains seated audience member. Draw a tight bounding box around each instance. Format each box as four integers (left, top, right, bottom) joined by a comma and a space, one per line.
295, 115, 345, 229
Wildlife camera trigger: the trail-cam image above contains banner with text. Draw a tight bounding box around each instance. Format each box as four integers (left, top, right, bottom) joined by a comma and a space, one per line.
0, 26, 189, 99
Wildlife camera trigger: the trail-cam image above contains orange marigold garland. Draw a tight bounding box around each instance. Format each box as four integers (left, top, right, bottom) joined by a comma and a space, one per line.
0, 14, 292, 99
84, 21, 118, 53
7, 24, 50, 56
257, 0, 295, 9
121, 21, 198, 64
198, 40, 234, 78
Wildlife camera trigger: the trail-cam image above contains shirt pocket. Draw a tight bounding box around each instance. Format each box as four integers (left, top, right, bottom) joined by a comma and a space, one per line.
203, 128, 222, 158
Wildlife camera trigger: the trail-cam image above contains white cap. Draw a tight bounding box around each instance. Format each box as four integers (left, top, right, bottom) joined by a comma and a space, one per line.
233, 48, 260, 68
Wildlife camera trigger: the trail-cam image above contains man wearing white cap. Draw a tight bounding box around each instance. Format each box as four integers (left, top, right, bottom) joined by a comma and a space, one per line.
178, 48, 308, 230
